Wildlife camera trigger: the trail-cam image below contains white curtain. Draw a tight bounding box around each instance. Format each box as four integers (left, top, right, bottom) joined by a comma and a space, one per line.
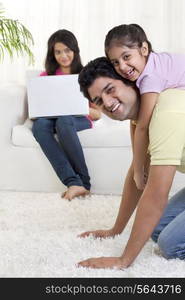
1, 0, 185, 84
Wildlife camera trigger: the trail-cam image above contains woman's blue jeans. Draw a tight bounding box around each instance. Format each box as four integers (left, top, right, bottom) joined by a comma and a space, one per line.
151, 187, 185, 260
32, 115, 91, 190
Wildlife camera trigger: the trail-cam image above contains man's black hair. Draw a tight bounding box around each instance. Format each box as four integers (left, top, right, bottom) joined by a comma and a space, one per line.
78, 56, 135, 100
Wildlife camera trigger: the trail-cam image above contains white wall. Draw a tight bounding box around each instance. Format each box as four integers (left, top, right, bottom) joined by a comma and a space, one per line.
1, 0, 185, 84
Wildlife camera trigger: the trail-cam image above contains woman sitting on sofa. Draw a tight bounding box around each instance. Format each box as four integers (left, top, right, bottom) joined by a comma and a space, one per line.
32, 29, 101, 200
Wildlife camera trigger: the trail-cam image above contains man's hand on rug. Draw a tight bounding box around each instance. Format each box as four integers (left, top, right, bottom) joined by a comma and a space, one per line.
78, 229, 114, 239
77, 256, 126, 269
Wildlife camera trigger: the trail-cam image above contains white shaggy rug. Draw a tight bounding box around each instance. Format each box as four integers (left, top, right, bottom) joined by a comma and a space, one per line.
0, 191, 185, 278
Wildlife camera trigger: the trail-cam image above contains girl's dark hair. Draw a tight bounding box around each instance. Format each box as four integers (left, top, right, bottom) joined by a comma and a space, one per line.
78, 56, 136, 101
45, 29, 83, 75
105, 24, 153, 56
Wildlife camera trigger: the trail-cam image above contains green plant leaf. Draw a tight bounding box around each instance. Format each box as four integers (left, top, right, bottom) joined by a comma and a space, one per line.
0, 4, 34, 65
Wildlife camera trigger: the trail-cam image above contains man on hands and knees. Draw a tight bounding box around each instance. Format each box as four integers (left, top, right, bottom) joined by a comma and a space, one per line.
76, 57, 185, 269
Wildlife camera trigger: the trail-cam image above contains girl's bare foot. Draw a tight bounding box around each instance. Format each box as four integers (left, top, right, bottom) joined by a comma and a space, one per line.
62, 186, 90, 201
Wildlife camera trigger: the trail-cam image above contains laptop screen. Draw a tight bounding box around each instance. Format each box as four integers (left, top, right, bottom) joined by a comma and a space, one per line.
27, 74, 89, 119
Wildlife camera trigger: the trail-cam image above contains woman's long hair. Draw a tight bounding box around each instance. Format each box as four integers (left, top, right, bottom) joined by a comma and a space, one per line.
45, 29, 83, 75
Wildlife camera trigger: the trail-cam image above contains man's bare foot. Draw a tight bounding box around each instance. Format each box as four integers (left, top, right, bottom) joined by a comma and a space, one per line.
62, 186, 90, 201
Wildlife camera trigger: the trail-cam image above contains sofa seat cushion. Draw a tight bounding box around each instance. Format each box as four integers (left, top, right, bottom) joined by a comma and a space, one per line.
12, 117, 131, 148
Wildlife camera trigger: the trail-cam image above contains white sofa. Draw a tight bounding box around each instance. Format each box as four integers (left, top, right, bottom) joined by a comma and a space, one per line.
0, 82, 184, 195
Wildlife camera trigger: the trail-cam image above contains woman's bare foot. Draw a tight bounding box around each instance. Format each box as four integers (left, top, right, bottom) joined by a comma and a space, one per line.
62, 186, 90, 201
61, 191, 67, 198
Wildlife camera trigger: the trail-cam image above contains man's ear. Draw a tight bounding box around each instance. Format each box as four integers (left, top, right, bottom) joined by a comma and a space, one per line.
141, 41, 149, 57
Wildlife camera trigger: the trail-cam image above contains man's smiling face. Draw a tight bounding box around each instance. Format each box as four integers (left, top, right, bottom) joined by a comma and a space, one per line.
88, 76, 139, 121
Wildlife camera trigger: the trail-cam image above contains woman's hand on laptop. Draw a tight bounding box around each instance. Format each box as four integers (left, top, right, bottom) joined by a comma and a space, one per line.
89, 107, 101, 120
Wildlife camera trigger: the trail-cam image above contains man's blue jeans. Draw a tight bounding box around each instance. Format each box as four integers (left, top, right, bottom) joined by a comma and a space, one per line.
32, 115, 91, 190
151, 187, 185, 260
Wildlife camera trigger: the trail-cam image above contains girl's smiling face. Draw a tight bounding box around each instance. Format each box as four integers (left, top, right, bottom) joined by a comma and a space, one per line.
107, 43, 148, 81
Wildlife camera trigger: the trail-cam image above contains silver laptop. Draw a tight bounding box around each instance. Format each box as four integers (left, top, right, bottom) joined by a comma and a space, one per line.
27, 74, 89, 119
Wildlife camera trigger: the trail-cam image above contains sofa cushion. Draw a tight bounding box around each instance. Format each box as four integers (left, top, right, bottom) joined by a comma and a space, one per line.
12, 117, 131, 148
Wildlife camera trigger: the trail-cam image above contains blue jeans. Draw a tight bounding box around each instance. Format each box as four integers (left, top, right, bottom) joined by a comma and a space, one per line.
151, 187, 185, 260
32, 115, 91, 190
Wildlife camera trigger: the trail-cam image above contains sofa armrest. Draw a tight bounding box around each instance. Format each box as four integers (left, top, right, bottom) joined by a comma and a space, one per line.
0, 83, 27, 144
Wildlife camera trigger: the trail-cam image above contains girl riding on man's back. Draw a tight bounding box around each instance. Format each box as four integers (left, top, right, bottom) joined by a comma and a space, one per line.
104, 23, 185, 190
